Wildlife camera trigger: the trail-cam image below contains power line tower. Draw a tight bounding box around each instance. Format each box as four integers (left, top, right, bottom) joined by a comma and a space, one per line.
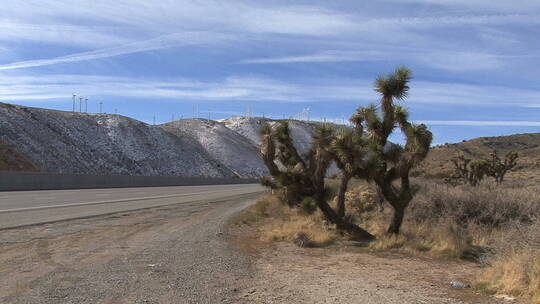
79, 97, 83, 112
85, 98, 88, 113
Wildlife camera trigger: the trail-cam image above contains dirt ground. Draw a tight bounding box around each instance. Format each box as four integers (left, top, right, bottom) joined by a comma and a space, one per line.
229, 225, 515, 304
0, 193, 517, 304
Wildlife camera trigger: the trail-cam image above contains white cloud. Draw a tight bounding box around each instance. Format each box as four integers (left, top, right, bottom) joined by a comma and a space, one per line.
387, 0, 540, 13
240, 49, 532, 72
2, 73, 540, 108
0, 31, 235, 71
239, 50, 386, 64
419, 120, 540, 127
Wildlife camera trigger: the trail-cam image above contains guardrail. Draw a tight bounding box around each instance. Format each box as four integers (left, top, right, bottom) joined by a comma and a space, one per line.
0, 171, 259, 191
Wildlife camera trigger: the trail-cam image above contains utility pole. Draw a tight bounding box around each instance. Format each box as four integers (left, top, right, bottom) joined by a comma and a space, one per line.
72, 94, 76, 112
85, 98, 88, 113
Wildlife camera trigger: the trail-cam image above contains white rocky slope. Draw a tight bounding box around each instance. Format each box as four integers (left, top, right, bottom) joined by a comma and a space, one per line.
220, 117, 318, 157
0, 103, 232, 177
159, 119, 268, 177
0, 103, 337, 178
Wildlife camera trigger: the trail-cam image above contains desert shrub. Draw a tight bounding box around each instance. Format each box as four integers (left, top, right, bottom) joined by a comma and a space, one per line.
408, 181, 539, 227
300, 197, 317, 215
332, 185, 381, 218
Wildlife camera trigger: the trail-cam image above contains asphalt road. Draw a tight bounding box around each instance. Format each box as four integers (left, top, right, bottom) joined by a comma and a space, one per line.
0, 184, 264, 229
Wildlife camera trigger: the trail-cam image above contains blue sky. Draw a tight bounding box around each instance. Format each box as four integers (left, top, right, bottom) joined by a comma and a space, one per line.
0, 0, 539, 144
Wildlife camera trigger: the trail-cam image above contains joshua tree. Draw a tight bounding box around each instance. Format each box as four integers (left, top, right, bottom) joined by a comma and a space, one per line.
448, 154, 489, 186
331, 129, 366, 218
348, 66, 433, 234
260, 121, 374, 240
486, 150, 518, 184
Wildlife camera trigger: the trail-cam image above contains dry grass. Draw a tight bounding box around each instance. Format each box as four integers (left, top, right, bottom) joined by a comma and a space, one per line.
476, 248, 540, 302
233, 194, 337, 247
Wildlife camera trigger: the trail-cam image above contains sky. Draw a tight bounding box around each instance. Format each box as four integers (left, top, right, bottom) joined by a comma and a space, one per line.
0, 1, 539, 144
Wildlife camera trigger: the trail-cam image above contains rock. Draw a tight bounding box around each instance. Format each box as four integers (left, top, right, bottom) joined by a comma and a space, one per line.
292, 232, 312, 248
449, 281, 470, 288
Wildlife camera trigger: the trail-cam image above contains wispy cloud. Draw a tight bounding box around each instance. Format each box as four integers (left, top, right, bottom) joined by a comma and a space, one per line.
240, 49, 536, 72
2, 74, 540, 108
389, 0, 540, 13
0, 31, 235, 71
239, 50, 385, 64
419, 120, 540, 127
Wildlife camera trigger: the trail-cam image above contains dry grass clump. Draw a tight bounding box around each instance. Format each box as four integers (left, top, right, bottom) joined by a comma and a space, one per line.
474, 221, 540, 303
260, 209, 336, 247
235, 193, 337, 248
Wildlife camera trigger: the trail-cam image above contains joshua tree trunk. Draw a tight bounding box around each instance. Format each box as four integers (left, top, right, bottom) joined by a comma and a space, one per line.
337, 173, 351, 218
387, 202, 407, 234
313, 180, 374, 241
376, 175, 413, 235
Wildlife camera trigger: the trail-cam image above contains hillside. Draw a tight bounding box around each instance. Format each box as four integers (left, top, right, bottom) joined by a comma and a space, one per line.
0, 140, 40, 172
0, 103, 232, 177
160, 118, 268, 177
418, 133, 540, 182
0, 103, 326, 178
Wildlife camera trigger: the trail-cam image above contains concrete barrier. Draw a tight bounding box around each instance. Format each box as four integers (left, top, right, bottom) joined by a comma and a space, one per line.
0, 171, 258, 191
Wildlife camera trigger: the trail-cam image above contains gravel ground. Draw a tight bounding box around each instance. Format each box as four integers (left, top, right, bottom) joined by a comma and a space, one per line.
238, 243, 506, 304
0, 193, 261, 304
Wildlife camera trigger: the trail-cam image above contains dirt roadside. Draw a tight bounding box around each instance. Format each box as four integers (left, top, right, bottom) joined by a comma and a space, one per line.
228, 225, 512, 304
0, 193, 262, 304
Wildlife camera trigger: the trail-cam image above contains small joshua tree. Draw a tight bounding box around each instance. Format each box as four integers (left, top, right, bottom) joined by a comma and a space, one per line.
447, 154, 489, 186
348, 66, 433, 234
486, 150, 518, 184
260, 121, 374, 240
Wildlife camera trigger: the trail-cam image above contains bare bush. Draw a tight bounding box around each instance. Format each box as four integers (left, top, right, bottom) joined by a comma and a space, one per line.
409, 181, 539, 227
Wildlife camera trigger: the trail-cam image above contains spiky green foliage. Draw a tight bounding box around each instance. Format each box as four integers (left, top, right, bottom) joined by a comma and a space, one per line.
330, 128, 370, 217
486, 150, 518, 184
260, 121, 374, 240
348, 66, 433, 234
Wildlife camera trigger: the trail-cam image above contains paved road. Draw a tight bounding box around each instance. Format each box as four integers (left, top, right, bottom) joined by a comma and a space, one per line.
0, 184, 264, 229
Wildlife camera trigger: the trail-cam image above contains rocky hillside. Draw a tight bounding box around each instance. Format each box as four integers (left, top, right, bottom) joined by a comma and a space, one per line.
0, 103, 231, 177
160, 119, 267, 177
417, 133, 540, 182
0, 103, 327, 178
